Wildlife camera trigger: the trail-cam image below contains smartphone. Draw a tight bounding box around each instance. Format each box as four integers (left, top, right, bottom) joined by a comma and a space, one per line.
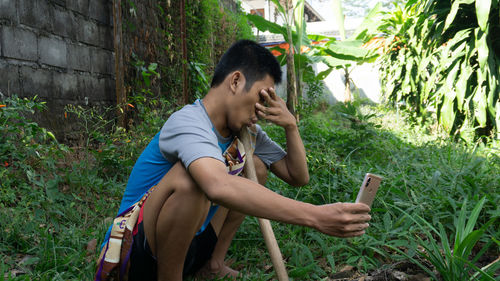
355, 173, 382, 207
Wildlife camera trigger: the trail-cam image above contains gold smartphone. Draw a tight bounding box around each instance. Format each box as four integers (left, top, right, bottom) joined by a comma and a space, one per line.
355, 173, 382, 207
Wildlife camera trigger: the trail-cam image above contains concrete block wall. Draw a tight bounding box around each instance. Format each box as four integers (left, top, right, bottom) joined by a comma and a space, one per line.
0, 0, 115, 138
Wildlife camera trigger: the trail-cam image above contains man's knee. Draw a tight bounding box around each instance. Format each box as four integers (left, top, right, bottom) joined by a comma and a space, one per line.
253, 155, 268, 185
158, 162, 206, 200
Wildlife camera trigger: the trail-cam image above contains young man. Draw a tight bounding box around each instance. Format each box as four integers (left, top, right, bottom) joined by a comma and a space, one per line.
97, 40, 371, 281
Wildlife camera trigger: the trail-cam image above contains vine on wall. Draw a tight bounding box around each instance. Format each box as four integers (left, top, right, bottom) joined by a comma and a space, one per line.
121, 0, 254, 120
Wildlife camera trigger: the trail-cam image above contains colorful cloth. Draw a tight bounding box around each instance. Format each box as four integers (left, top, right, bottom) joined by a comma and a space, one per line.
95, 128, 256, 281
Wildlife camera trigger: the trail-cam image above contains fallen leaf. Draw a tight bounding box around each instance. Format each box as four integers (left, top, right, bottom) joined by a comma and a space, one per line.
86, 238, 97, 255
340, 265, 354, 272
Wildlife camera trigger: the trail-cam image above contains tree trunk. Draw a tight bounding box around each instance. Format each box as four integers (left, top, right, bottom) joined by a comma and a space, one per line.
344, 67, 351, 102
180, 0, 188, 105
286, 45, 297, 119
112, 0, 127, 129
284, 0, 298, 120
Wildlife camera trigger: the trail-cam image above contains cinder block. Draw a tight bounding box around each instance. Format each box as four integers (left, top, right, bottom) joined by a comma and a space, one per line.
0, 61, 21, 95
67, 0, 89, 16
81, 20, 99, 46
19, 0, 52, 32
103, 77, 115, 101
99, 24, 113, 51
78, 74, 104, 101
89, 0, 110, 25
76, 73, 91, 98
67, 43, 90, 72
91, 77, 106, 101
51, 0, 66, 7
1, 26, 38, 61
39, 36, 67, 68
53, 72, 78, 99
73, 15, 85, 42
53, 6, 77, 39
90, 48, 113, 75
20, 66, 54, 98
0, 0, 17, 22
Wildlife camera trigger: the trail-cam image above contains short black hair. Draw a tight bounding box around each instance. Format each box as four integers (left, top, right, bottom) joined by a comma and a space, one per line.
210, 40, 282, 91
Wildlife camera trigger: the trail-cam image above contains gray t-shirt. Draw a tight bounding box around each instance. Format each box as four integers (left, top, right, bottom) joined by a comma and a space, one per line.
159, 99, 286, 169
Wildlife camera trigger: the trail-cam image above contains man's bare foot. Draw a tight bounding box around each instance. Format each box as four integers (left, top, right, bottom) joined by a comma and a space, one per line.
195, 259, 239, 280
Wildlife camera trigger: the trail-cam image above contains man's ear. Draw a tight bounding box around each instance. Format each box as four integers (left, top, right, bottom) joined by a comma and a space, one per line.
229, 71, 245, 94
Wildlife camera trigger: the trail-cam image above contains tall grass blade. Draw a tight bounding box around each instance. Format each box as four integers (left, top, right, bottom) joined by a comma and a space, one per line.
455, 198, 468, 253
386, 244, 438, 280
464, 197, 486, 235
454, 256, 496, 281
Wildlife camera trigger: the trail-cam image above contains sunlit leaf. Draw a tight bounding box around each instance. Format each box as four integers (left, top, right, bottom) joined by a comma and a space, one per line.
332, 0, 345, 40
246, 14, 287, 38
473, 85, 488, 127
476, 0, 492, 31
440, 90, 457, 133
476, 28, 489, 69
352, 3, 383, 41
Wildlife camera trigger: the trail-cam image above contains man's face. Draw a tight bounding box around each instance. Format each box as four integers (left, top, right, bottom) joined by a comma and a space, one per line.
228, 74, 274, 133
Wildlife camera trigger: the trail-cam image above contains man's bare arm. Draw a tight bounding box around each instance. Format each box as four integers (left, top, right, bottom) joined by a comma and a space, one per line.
255, 88, 309, 186
188, 157, 371, 237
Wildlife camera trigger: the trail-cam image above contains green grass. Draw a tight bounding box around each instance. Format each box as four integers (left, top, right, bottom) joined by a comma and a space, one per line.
1, 97, 498, 280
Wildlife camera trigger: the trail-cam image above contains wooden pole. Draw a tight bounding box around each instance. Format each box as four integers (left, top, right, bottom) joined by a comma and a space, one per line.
240, 128, 289, 281
180, 0, 189, 105
112, 0, 127, 128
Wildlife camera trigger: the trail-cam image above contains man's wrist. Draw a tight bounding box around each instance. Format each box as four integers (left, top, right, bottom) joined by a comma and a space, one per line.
283, 119, 298, 131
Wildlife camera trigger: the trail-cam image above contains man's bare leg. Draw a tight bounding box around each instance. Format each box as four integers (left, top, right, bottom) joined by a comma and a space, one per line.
197, 156, 269, 278
142, 162, 211, 281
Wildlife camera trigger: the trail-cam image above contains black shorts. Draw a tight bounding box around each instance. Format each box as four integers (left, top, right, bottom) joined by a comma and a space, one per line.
128, 221, 218, 280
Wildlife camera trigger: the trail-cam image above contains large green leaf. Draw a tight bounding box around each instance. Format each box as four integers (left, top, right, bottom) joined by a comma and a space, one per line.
308, 34, 335, 42
475, 28, 489, 69
294, 0, 305, 53
456, 61, 473, 111
320, 56, 353, 68
487, 54, 499, 117
440, 93, 457, 133
496, 100, 500, 139
246, 14, 287, 38
473, 85, 488, 127
444, 0, 476, 33
476, 0, 492, 31
322, 40, 376, 62
446, 60, 461, 91
332, 0, 345, 40
270, 0, 285, 16
352, 2, 383, 41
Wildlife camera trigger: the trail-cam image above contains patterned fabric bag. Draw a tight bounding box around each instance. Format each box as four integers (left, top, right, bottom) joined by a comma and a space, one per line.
95, 127, 256, 281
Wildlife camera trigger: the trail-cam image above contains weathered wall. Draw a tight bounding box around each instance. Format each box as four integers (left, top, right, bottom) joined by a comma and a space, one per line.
0, 0, 114, 137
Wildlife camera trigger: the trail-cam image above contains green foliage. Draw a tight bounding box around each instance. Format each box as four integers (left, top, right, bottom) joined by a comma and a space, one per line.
389, 198, 499, 280
186, 0, 255, 100
376, 0, 500, 141
123, 0, 254, 111
0, 96, 63, 191
1, 97, 499, 279
128, 53, 161, 104
256, 102, 499, 279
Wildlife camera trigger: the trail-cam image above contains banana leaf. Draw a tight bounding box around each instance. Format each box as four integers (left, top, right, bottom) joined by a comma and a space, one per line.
352, 3, 384, 41
246, 13, 287, 38
332, 0, 345, 40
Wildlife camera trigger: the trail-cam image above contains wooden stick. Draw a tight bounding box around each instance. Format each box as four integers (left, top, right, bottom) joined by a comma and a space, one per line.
240, 128, 289, 281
